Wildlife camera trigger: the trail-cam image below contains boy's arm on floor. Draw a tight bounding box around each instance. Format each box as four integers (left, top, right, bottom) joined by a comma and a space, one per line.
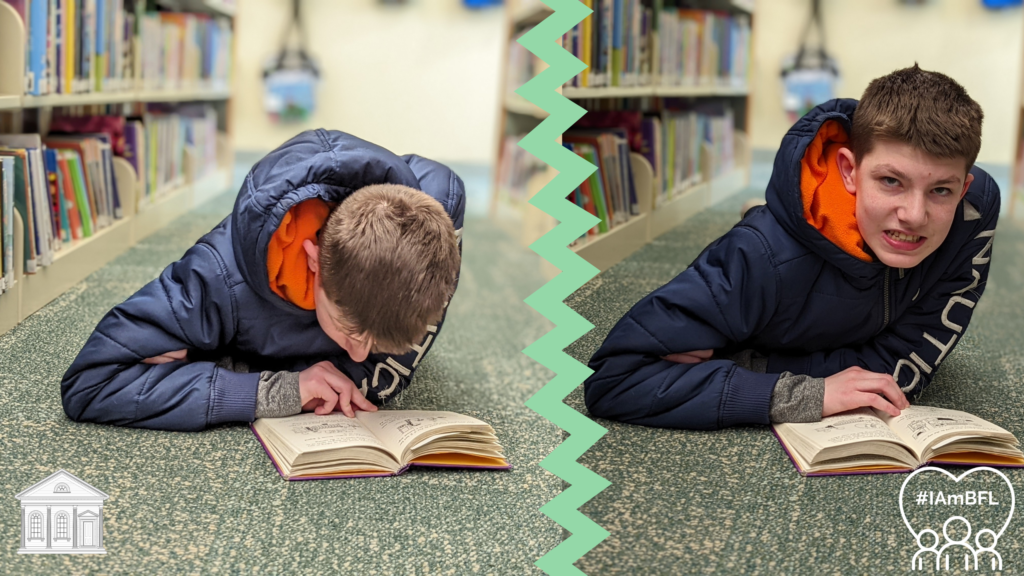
764, 199, 998, 399
730, 349, 825, 423
60, 243, 257, 431
583, 227, 785, 430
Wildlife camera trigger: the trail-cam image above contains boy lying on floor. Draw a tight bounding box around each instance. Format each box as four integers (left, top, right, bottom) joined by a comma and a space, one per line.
61, 129, 464, 431
584, 65, 998, 430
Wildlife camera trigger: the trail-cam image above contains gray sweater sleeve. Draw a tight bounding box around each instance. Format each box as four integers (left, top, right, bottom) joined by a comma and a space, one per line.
728, 349, 825, 423
213, 357, 302, 419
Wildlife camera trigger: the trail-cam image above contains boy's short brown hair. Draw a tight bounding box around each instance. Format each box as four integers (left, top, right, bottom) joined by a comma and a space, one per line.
318, 184, 460, 355
851, 63, 983, 172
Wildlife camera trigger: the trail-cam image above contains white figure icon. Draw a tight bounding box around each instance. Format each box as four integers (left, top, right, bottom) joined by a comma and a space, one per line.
937, 517, 977, 571
912, 529, 941, 571
974, 529, 1002, 571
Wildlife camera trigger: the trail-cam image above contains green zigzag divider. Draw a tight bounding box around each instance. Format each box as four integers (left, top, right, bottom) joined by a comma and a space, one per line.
516, 1, 611, 574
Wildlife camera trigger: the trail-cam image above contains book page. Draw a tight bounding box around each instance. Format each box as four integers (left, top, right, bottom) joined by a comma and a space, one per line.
356, 410, 492, 459
782, 407, 906, 448
876, 405, 1013, 455
255, 413, 389, 455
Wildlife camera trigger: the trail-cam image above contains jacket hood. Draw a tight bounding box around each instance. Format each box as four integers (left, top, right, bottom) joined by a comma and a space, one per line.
231, 129, 466, 311
765, 98, 885, 280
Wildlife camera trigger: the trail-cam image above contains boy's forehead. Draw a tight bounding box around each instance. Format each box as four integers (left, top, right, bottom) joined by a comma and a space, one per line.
860, 140, 969, 181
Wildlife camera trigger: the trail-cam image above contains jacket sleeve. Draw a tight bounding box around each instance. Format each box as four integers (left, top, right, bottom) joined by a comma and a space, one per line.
61, 242, 258, 431
764, 195, 999, 399
583, 226, 782, 430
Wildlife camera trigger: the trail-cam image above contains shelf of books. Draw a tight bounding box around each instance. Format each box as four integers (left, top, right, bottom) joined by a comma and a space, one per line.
494, 0, 754, 273
0, 0, 236, 335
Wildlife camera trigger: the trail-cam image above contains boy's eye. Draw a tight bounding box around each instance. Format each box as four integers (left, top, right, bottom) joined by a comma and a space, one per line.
933, 187, 952, 196
882, 177, 900, 187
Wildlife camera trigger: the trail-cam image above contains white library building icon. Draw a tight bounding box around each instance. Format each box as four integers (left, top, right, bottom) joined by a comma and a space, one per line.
16, 469, 109, 554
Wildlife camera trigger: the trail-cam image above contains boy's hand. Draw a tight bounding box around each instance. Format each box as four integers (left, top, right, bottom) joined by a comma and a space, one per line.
142, 349, 188, 365
823, 366, 909, 418
662, 349, 714, 364
299, 360, 378, 418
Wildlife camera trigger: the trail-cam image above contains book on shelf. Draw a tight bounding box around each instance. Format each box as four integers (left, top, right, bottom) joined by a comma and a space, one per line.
562, 2, 750, 89
643, 101, 735, 207
0, 129, 126, 276
251, 409, 511, 481
774, 405, 1024, 477
496, 133, 546, 204
506, 29, 545, 103
0, 156, 15, 294
563, 128, 638, 241
2, 0, 233, 97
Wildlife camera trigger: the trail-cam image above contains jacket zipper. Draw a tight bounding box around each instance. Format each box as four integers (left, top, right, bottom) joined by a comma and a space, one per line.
882, 267, 891, 330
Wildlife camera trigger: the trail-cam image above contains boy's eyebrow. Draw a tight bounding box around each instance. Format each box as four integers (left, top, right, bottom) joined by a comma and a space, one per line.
873, 164, 961, 186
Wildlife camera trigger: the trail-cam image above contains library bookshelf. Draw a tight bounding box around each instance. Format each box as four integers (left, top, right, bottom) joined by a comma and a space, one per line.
0, 0, 236, 336
494, 0, 755, 275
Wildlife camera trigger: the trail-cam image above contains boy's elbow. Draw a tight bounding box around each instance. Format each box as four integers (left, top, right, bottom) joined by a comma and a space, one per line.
60, 369, 95, 423
60, 364, 120, 424
583, 374, 633, 422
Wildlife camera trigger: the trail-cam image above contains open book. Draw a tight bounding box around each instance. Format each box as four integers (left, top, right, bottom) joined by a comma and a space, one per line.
773, 405, 1024, 476
251, 410, 511, 480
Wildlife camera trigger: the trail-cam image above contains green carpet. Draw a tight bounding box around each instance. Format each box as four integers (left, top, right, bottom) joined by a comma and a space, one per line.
0, 174, 561, 574
566, 187, 1024, 574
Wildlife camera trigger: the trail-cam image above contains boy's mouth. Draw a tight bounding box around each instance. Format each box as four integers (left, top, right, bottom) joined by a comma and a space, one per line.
884, 229, 926, 250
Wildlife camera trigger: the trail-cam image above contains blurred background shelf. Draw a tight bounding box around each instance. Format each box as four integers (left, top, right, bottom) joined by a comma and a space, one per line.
494, 0, 754, 274
0, 0, 236, 335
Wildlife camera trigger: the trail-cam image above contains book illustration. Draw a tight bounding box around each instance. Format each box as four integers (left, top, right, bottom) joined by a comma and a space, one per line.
909, 417, 976, 439
289, 418, 366, 436
396, 416, 447, 434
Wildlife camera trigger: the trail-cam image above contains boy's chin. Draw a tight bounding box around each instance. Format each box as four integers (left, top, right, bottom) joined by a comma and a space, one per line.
872, 245, 932, 269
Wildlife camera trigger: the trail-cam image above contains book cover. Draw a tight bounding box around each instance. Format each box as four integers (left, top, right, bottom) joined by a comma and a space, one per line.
28, 0, 49, 94
0, 150, 37, 273
576, 145, 609, 234
55, 152, 82, 240
1, 157, 13, 289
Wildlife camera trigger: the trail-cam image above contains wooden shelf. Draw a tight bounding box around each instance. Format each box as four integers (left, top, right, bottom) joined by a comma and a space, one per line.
0, 210, 24, 335
494, 0, 755, 274
0, 0, 237, 336
1, 2, 231, 108
575, 162, 750, 272
20, 87, 231, 108
650, 181, 711, 240
563, 84, 749, 99
512, 3, 553, 27
1, 161, 232, 334
572, 213, 650, 271
203, 0, 237, 17
505, 95, 548, 118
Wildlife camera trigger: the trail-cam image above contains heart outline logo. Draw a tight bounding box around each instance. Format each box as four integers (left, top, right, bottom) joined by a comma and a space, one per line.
898, 466, 1016, 543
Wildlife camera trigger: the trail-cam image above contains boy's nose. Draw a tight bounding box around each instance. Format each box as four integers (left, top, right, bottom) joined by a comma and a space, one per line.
898, 193, 928, 227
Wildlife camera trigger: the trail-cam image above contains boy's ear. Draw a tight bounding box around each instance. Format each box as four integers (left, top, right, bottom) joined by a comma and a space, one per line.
302, 238, 320, 275
837, 147, 857, 195
960, 172, 974, 200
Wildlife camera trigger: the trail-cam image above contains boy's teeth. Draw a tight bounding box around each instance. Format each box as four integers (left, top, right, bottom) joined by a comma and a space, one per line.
887, 230, 920, 242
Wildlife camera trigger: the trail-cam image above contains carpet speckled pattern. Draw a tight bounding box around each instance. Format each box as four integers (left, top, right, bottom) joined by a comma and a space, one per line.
0, 164, 561, 575
566, 178, 1024, 575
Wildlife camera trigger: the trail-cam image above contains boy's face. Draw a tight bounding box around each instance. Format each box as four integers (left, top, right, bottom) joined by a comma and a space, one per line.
302, 239, 375, 363
312, 278, 375, 363
837, 140, 974, 269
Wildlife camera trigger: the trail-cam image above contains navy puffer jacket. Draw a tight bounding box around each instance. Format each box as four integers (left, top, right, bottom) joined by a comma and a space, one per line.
583, 99, 999, 430
61, 129, 465, 431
